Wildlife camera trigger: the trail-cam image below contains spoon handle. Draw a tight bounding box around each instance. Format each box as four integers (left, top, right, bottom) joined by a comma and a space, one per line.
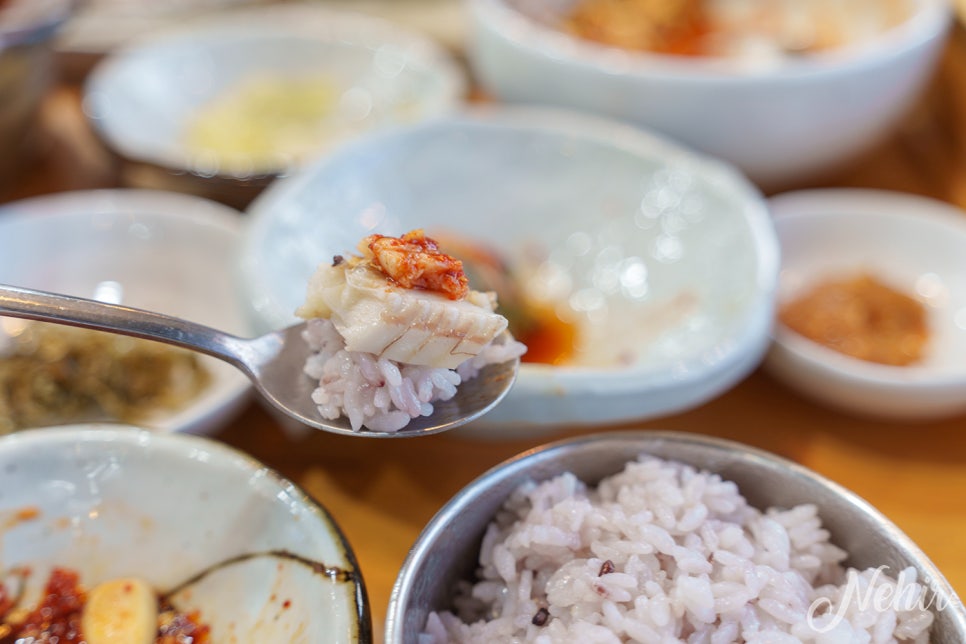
0, 284, 248, 368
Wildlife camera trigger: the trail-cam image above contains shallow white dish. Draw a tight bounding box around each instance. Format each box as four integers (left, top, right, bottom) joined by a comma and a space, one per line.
84, 3, 464, 198
240, 107, 779, 438
765, 188, 966, 420
468, 0, 950, 188
0, 188, 253, 435
0, 425, 370, 642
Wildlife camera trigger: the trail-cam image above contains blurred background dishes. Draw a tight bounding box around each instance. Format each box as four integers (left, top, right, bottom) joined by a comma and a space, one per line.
0, 425, 370, 642
387, 430, 966, 642
0, 0, 75, 193
304, 0, 469, 53
83, 3, 465, 209
765, 188, 966, 421
467, 0, 951, 189
58, 0, 468, 64
0, 189, 252, 435
57, 0, 265, 60
240, 107, 780, 438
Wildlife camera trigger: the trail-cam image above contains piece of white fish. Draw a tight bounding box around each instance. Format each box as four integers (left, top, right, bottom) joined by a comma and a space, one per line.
297, 260, 508, 370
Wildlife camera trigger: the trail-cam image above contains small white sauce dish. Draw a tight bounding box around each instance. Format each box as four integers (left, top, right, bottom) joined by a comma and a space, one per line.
0, 189, 252, 435
0, 425, 370, 642
765, 188, 966, 421
240, 107, 780, 438
83, 3, 464, 207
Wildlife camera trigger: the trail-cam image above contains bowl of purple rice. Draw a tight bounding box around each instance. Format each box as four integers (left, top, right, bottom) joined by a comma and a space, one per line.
387, 430, 965, 643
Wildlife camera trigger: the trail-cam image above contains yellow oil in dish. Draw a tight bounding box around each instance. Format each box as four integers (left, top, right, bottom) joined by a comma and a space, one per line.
184, 75, 342, 175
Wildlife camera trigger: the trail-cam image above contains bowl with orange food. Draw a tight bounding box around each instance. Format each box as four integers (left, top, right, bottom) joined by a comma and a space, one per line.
765, 188, 966, 420
239, 107, 780, 438
467, 0, 950, 188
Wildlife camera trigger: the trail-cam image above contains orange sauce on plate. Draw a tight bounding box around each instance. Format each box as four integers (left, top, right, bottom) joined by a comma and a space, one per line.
779, 273, 928, 366
518, 306, 579, 366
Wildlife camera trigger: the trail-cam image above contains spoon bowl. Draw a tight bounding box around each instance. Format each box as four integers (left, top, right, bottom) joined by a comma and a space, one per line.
0, 284, 519, 437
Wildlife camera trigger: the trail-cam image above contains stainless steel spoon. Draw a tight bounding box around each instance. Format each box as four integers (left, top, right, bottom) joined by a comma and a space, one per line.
0, 284, 519, 437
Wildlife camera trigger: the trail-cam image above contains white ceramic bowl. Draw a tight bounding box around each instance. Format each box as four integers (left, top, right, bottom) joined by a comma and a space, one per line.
388, 430, 966, 643
84, 3, 464, 206
240, 108, 779, 438
765, 188, 966, 421
0, 425, 370, 642
0, 189, 253, 435
468, 0, 950, 188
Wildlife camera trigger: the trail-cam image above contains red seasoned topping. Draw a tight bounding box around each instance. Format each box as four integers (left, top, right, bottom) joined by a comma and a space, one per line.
158, 604, 211, 644
361, 229, 469, 300
0, 570, 211, 644
1, 567, 86, 644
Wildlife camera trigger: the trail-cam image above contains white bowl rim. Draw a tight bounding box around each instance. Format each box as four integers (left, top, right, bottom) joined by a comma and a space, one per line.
0, 188, 253, 435
768, 187, 966, 388
470, 0, 951, 81
242, 104, 780, 396
0, 423, 373, 640
0, 186, 244, 224
388, 429, 966, 640
0, 423, 349, 539
83, 3, 466, 176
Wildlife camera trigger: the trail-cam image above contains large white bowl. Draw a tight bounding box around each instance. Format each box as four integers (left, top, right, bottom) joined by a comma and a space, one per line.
468, 0, 950, 188
240, 108, 779, 438
765, 188, 966, 421
0, 425, 370, 642
0, 189, 253, 435
84, 3, 464, 206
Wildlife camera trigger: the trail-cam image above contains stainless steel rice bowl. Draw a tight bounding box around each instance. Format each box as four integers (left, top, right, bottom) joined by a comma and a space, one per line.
387, 431, 966, 643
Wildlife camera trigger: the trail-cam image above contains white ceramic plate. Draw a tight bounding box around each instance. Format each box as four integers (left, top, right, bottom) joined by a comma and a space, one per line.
0, 189, 253, 434
0, 425, 369, 642
240, 107, 779, 438
84, 3, 465, 179
766, 188, 966, 420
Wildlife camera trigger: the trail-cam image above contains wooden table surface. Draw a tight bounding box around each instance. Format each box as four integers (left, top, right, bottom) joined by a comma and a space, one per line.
5, 18, 966, 641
